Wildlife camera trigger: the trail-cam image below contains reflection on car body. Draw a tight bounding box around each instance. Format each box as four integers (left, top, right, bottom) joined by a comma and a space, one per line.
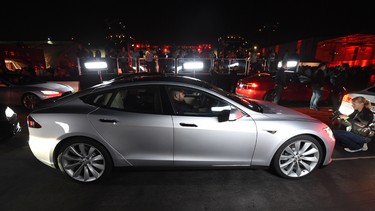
236, 72, 332, 102
27, 73, 335, 183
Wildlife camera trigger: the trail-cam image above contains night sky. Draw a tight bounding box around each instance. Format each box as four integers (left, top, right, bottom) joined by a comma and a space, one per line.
1, 1, 373, 47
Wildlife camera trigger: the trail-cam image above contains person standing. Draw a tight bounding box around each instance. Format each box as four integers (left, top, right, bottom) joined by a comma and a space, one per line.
273, 59, 287, 104
330, 63, 349, 111
145, 48, 156, 72
131, 47, 140, 71
229, 66, 239, 93
310, 62, 327, 110
250, 52, 258, 73
267, 49, 277, 72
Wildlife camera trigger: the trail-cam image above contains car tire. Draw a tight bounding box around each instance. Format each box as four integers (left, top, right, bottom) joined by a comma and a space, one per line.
22, 93, 40, 110
271, 135, 322, 179
264, 90, 276, 102
57, 138, 113, 183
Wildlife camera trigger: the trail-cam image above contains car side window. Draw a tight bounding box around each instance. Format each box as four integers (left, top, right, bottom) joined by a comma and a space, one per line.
92, 92, 114, 106
84, 86, 162, 114
110, 89, 126, 109
166, 86, 231, 116
122, 86, 162, 114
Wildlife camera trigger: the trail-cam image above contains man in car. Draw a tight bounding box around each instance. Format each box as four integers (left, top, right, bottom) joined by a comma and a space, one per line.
171, 89, 195, 114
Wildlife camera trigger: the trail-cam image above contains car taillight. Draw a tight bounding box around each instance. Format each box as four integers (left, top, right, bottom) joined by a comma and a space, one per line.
341, 94, 352, 103
27, 115, 41, 128
247, 83, 259, 88
237, 81, 260, 89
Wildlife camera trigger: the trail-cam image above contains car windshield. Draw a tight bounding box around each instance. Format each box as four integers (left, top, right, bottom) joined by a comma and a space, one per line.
206, 83, 263, 113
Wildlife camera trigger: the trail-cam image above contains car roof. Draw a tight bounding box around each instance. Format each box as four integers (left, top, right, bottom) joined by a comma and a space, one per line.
43, 72, 219, 106
102, 72, 211, 88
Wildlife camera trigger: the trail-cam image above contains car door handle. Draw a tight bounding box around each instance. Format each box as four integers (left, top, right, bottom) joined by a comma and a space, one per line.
99, 119, 118, 123
179, 123, 197, 127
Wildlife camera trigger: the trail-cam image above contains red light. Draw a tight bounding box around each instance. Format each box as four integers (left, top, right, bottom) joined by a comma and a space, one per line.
27, 116, 41, 128
136, 44, 140, 48
163, 48, 168, 53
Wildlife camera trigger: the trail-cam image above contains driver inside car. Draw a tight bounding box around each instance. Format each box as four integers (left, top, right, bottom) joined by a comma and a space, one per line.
171, 89, 196, 114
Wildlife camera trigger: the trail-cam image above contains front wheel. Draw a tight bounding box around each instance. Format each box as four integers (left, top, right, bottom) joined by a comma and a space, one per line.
57, 138, 113, 183
272, 135, 322, 179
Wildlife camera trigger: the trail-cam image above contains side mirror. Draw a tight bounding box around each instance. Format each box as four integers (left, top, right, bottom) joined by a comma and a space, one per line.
218, 110, 230, 122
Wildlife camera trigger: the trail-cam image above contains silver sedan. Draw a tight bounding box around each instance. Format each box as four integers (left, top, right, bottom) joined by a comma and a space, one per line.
0, 73, 75, 110
28, 73, 336, 183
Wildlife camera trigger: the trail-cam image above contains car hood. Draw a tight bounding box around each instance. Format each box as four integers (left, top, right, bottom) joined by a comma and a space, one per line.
254, 100, 319, 122
263, 108, 317, 122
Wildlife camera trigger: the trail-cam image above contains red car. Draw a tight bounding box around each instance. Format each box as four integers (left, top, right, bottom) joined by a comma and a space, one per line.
236, 72, 333, 102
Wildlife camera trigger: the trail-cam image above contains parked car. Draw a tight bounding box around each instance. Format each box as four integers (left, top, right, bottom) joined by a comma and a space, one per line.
236, 72, 333, 103
0, 105, 21, 140
28, 73, 335, 183
0, 72, 75, 110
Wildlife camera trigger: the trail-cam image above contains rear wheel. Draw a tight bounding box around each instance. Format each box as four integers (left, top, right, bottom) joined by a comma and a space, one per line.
22, 93, 40, 110
57, 138, 113, 183
272, 135, 322, 179
264, 90, 276, 102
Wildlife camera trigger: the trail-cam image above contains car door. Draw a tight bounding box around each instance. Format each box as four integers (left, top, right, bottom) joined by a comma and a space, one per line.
166, 86, 257, 166
87, 85, 174, 166
283, 74, 310, 101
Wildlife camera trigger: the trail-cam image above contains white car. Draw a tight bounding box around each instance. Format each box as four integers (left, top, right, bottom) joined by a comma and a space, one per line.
28, 73, 336, 183
338, 85, 375, 116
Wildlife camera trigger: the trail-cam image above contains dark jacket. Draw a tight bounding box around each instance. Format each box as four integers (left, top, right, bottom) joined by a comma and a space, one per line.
349, 108, 374, 138
349, 108, 374, 127
330, 69, 348, 89
312, 69, 325, 86
275, 67, 286, 86
173, 100, 195, 114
